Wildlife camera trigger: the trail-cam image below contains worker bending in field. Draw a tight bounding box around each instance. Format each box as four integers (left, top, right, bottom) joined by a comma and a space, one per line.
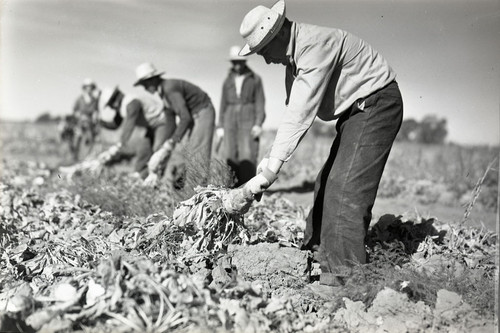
217, 46, 266, 187
241, 1, 403, 286
133, 62, 216, 187
97, 82, 174, 182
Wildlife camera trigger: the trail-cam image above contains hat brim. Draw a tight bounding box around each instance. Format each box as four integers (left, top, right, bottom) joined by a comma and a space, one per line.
229, 56, 247, 62
239, 0, 286, 56
133, 72, 165, 86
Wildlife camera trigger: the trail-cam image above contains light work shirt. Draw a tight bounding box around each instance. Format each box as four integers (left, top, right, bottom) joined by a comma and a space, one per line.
118, 93, 168, 145
269, 22, 397, 162
234, 74, 246, 98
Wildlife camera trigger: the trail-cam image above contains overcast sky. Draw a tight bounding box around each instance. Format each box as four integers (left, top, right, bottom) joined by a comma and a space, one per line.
1, 0, 499, 145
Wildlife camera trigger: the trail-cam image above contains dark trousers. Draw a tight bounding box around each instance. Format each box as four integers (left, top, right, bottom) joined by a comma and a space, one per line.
223, 104, 260, 186
166, 104, 216, 188
184, 103, 215, 165
302, 81, 403, 279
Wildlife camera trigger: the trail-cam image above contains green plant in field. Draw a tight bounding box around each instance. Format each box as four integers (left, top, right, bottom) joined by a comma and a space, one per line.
1, 124, 498, 333
461, 158, 498, 222
53, 151, 235, 218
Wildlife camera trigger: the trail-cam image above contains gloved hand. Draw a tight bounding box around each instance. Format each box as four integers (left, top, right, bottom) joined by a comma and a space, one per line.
108, 142, 122, 155
256, 157, 269, 174
244, 174, 270, 195
97, 142, 122, 163
143, 172, 159, 187
216, 128, 225, 140
87, 159, 104, 175
250, 125, 262, 139
244, 167, 278, 195
148, 139, 175, 174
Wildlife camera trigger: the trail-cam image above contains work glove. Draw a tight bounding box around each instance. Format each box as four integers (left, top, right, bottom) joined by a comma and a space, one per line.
244, 167, 278, 195
148, 139, 175, 174
86, 159, 104, 175
143, 172, 159, 187
216, 128, 225, 140
97, 142, 122, 163
107, 142, 122, 155
250, 125, 262, 139
214, 128, 225, 154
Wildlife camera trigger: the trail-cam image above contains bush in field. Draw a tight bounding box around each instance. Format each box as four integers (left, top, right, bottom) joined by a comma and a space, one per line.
396, 118, 420, 142
420, 115, 448, 144
396, 115, 447, 144
60, 153, 234, 218
35, 112, 60, 123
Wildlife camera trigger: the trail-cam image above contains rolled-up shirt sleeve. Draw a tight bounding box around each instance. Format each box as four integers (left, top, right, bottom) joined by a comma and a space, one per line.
269, 39, 340, 162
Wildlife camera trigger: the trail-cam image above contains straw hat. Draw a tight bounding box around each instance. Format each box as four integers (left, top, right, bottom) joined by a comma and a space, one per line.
98, 86, 119, 111
134, 62, 165, 86
229, 45, 246, 61
239, 0, 286, 56
82, 78, 96, 88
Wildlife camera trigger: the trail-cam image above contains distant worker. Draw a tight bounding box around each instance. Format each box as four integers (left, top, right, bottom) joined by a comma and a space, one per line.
72, 78, 100, 158
133, 62, 216, 187
217, 46, 266, 186
57, 114, 79, 161
97, 84, 173, 181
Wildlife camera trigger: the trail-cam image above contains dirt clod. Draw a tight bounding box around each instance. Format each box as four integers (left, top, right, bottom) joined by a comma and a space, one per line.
226, 243, 308, 288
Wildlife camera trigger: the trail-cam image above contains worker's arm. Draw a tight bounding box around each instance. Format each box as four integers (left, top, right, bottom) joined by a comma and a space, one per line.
247, 35, 341, 195
157, 107, 177, 152
119, 99, 141, 146
72, 97, 81, 116
168, 91, 193, 143
268, 38, 340, 163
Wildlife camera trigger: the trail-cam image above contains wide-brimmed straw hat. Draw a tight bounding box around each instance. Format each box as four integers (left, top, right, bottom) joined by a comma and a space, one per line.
229, 45, 246, 61
133, 62, 165, 86
239, 0, 286, 56
98, 86, 119, 111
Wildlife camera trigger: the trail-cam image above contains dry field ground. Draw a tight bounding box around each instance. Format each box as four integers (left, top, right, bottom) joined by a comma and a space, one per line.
0, 121, 498, 333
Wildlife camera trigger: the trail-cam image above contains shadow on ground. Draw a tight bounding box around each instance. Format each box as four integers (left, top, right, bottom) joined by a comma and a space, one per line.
267, 180, 316, 194
366, 214, 447, 255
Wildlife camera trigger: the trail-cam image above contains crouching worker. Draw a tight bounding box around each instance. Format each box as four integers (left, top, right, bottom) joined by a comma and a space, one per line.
97, 85, 175, 182
240, 1, 403, 287
133, 62, 216, 188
